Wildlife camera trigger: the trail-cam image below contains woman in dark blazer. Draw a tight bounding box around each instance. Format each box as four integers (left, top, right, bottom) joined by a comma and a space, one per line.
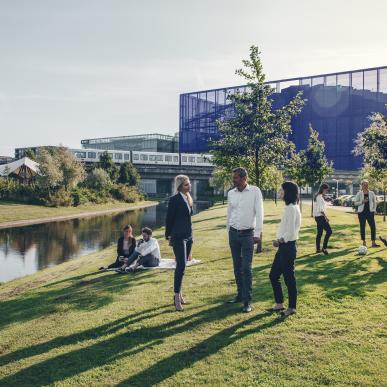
165, 174, 193, 311
99, 224, 136, 270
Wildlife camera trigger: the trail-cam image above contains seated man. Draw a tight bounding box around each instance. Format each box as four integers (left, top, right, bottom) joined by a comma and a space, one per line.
99, 224, 136, 270
117, 227, 160, 273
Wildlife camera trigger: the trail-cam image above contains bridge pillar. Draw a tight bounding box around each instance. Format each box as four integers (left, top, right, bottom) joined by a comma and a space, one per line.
171, 180, 175, 195
191, 180, 198, 201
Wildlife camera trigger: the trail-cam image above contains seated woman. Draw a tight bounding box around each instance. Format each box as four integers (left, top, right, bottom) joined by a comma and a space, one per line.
99, 224, 136, 270
116, 227, 160, 272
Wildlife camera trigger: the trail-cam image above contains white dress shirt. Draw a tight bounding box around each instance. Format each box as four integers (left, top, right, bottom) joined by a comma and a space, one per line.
277, 204, 301, 243
180, 192, 192, 212
135, 237, 161, 259
313, 194, 327, 217
227, 184, 264, 238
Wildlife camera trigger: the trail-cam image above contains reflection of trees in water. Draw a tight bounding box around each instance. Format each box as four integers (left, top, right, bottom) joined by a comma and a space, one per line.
0, 203, 210, 275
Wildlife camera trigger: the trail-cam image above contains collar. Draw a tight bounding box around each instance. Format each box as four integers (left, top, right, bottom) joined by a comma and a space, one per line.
234, 184, 250, 192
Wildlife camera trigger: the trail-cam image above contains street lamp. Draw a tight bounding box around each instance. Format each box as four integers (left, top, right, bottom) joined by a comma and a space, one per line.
332, 179, 340, 198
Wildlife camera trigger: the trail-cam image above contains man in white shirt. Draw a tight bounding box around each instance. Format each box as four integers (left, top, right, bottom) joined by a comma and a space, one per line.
226, 167, 264, 313
119, 227, 160, 272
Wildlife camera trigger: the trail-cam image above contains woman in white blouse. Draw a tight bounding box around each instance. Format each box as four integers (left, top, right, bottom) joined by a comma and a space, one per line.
313, 183, 332, 255
269, 181, 301, 317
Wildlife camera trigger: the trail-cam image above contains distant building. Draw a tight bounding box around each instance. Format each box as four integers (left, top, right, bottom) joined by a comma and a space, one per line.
81, 133, 179, 153
0, 156, 14, 165
14, 146, 59, 160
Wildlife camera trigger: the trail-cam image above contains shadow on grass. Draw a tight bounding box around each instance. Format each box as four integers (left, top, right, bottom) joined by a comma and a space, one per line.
0, 303, 281, 386
0, 270, 160, 330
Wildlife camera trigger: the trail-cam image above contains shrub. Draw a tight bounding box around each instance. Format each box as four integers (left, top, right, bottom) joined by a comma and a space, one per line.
43, 189, 73, 207
110, 184, 143, 203
85, 168, 112, 191
376, 201, 386, 214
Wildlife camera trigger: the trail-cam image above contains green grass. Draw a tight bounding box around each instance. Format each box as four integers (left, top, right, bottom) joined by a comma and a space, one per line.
0, 200, 155, 225
0, 202, 386, 386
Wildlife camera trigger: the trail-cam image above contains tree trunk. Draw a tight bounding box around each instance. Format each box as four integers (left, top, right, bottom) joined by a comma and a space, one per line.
299, 186, 302, 212
311, 186, 314, 217
384, 188, 386, 222
254, 151, 260, 187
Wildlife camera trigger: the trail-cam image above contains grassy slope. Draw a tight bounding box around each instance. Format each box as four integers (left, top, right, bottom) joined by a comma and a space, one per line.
0, 200, 155, 224
0, 202, 385, 386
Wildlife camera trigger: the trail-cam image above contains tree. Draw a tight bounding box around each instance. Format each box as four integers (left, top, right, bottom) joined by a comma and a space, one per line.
118, 162, 140, 186
354, 112, 387, 220
260, 166, 284, 204
285, 152, 307, 211
36, 148, 63, 193
209, 167, 233, 204
56, 147, 85, 190
86, 168, 112, 191
24, 148, 37, 160
297, 125, 333, 216
99, 152, 119, 182
210, 45, 305, 188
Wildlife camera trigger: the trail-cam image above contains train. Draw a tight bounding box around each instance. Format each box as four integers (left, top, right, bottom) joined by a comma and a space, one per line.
70, 149, 213, 167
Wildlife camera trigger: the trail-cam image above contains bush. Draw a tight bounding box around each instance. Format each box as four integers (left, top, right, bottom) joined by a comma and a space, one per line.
43, 189, 73, 207
110, 184, 143, 203
85, 168, 112, 191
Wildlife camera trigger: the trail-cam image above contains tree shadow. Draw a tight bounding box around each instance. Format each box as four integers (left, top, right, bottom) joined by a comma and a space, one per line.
0, 302, 281, 386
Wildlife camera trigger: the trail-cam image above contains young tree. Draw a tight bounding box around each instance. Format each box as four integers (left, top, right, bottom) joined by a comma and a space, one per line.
260, 166, 284, 204
86, 168, 112, 191
298, 125, 333, 216
36, 148, 63, 193
99, 152, 119, 182
285, 152, 307, 211
56, 147, 85, 190
211, 45, 305, 187
209, 167, 233, 204
118, 162, 140, 186
354, 112, 387, 220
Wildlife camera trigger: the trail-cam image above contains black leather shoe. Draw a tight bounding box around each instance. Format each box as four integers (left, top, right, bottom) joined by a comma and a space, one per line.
242, 302, 252, 313
227, 296, 242, 304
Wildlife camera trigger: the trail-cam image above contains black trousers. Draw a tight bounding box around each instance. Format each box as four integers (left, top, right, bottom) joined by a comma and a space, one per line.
358, 211, 376, 241
172, 237, 193, 293
315, 216, 332, 250
269, 241, 297, 309
107, 255, 129, 269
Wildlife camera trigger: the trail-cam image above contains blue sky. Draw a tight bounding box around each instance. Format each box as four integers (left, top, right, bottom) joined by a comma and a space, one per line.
1, 0, 386, 156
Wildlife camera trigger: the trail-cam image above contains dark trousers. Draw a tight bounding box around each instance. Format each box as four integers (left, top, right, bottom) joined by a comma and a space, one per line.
358, 211, 376, 241
269, 241, 297, 309
172, 237, 193, 293
126, 251, 159, 268
315, 216, 332, 250
229, 228, 254, 303
107, 255, 129, 269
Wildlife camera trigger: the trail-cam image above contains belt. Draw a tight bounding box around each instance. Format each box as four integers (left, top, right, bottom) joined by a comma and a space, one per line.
230, 226, 254, 233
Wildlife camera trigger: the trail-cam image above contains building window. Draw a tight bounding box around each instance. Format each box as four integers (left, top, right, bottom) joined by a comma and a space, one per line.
196, 157, 204, 163
140, 154, 148, 161
182, 156, 187, 162
133, 154, 139, 160
165, 155, 172, 162
124, 153, 130, 160
156, 155, 163, 161
75, 152, 86, 159
115, 153, 122, 160
173, 156, 179, 162
188, 156, 195, 162
87, 152, 96, 159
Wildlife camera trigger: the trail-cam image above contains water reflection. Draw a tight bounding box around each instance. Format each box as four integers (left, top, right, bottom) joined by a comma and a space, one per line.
0, 202, 212, 283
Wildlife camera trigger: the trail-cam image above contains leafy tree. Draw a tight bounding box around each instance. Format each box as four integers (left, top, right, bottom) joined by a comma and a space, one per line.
285, 152, 307, 210
118, 162, 140, 186
56, 147, 85, 190
99, 152, 119, 182
24, 148, 37, 160
86, 168, 112, 191
297, 125, 333, 216
260, 166, 284, 204
354, 112, 387, 220
211, 45, 305, 187
36, 148, 63, 193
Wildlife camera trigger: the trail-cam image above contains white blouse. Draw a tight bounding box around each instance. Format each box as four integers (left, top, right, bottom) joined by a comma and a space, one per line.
277, 204, 301, 243
313, 194, 326, 217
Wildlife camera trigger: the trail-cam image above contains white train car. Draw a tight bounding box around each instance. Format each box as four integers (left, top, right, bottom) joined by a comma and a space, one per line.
71, 149, 131, 164
132, 151, 179, 166
180, 153, 212, 167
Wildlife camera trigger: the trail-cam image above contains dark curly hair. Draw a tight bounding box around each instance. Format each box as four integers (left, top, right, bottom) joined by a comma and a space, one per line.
282, 181, 299, 205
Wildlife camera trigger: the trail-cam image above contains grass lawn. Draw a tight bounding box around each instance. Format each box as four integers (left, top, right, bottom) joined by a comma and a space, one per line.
0, 201, 386, 386
0, 200, 156, 225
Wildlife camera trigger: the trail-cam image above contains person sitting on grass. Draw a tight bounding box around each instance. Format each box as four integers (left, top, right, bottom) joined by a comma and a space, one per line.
116, 227, 160, 273
99, 224, 136, 271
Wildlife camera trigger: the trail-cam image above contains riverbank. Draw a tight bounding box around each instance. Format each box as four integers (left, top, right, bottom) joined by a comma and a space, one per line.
0, 202, 386, 385
0, 200, 157, 229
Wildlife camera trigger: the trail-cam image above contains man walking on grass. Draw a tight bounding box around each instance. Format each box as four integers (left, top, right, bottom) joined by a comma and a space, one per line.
227, 167, 264, 313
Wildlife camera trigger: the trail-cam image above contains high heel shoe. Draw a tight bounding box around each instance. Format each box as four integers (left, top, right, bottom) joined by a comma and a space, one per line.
174, 294, 183, 311
180, 293, 187, 305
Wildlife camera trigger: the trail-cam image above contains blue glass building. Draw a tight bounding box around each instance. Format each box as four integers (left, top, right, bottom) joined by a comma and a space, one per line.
179, 66, 387, 170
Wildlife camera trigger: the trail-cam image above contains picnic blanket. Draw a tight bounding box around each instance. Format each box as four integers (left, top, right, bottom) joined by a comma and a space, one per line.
106, 258, 201, 271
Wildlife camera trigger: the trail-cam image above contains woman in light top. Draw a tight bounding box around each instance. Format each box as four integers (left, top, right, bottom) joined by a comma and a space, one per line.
354, 180, 379, 247
269, 181, 301, 317
313, 183, 332, 255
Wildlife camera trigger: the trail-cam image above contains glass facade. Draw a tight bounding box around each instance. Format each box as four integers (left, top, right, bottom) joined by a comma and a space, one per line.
180, 66, 387, 170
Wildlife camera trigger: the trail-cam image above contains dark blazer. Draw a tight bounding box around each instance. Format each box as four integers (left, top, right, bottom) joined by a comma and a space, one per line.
165, 193, 193, 240
117, 236, 136, 257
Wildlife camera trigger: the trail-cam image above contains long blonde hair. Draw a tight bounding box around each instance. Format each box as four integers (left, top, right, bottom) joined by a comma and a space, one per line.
175, 174, 193, 207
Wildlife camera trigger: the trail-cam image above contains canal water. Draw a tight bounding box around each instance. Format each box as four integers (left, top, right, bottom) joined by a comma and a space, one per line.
0, 201, 212, 283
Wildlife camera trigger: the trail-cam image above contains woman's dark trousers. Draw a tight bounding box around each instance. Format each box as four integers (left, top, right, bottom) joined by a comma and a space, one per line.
269, 241, 297, 309
172, 237, 193, 293
315, 216, 332, 250
358, 210, 376, 241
